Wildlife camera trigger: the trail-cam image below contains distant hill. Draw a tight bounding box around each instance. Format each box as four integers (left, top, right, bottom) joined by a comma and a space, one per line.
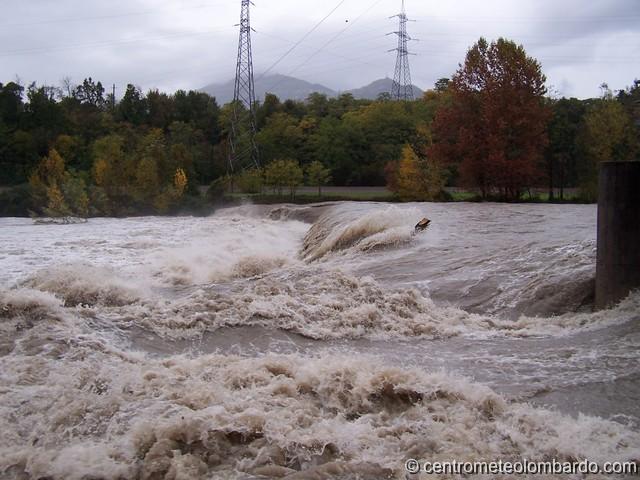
345, 78, 424, 100
201, 74, 424, 104
201, 74, 337, 104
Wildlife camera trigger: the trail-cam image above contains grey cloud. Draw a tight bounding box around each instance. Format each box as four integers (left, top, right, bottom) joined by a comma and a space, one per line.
0, 0, 638, 100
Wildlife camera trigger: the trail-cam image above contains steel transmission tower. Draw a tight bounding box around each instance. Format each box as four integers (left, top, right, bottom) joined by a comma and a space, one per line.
388, 0, 415, 101
229, 0, 259, 173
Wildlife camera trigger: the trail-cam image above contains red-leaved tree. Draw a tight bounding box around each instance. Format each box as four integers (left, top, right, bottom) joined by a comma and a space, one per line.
430, 38, 551, 200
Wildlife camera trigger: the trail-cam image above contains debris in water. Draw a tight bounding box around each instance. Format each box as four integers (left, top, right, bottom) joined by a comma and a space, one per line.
414, 217, 431, 234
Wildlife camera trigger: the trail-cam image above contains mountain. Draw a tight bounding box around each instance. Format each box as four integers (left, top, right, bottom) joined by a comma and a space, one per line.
345, 78, 424, 100
201, 74, 337, 105
200, 75, 424, 104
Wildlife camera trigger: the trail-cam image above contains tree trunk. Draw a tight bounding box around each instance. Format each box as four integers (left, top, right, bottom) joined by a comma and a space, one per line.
548, 156, 555, 201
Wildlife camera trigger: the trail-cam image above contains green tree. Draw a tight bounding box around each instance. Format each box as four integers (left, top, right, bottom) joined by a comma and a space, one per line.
256, 113, 303, 163
73, 78, 106, 109
617, 79, 640, 129
305, 160, 331, 197
147, 89, 175, 129
118, 84, 147, 125
236, 168, 263, 194
92, 134, 130, 203
61, 172, 89, 217
545, 98, 587, 200
0, 82, 24, 127
264, 159, 303, 198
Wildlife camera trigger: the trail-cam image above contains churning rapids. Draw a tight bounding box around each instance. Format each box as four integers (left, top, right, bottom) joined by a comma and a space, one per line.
1, 202, 639, 479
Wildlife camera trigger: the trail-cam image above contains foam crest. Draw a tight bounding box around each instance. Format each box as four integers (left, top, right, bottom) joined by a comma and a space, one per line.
151, 218, 307, 286
301, 205, 421, 261
0, 288, 62, 320
22, 264, 142, 307
125, 268, 640, 341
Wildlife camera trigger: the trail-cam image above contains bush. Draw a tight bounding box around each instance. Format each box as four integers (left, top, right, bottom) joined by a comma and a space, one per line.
0, 184, 31, 216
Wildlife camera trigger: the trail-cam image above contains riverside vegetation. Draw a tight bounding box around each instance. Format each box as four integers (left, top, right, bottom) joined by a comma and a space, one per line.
0, 38, 638, 217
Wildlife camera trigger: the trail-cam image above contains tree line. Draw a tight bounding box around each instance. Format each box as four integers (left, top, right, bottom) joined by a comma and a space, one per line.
0, 37, 638, 215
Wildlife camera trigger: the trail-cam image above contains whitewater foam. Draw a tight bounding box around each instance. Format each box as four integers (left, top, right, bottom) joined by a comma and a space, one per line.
1, 347, 638, 480
301, 205, 421, 261
106, 267, 640, 342
1, 203, 637, 479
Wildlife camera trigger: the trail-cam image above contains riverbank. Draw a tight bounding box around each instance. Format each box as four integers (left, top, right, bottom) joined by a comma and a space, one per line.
227, 186, 586, 204
0, 184, 590, 217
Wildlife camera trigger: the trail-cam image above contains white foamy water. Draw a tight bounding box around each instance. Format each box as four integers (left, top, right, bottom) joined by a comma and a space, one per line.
1, 203, 639, 479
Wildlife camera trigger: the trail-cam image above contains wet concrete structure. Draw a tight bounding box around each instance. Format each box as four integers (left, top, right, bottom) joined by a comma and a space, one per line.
596, 161, 640, 309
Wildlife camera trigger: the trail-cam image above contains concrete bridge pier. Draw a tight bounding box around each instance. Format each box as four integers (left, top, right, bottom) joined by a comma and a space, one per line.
595, 161, 640, 309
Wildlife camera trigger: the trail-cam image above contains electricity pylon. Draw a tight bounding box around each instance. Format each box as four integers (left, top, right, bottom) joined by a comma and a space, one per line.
229, 0, 259, 173
387, 0, 415, 101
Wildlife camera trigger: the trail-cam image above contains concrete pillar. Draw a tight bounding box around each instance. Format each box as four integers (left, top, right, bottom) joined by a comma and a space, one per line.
595, 161, 640, 309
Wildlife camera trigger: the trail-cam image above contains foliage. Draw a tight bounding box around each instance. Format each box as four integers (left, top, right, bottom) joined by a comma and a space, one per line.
173, 168, 188, 198
577, 90, 638, 200
264, 159, 303, 199
29, 148, 89, 217
235, 168, 263, 194
430, 38, 551, 200
2, 60, 638, 215
305, 160, 332, 197
388, 144, 445, 201
544, 98, 587, 200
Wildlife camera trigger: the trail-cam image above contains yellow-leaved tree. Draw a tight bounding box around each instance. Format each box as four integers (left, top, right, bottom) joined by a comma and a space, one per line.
392, 144, 444, 201
29, 148, 89, 218
173, 168, 188, 198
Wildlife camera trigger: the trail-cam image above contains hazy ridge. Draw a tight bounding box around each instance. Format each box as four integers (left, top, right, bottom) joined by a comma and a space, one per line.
201, 74, 424, 103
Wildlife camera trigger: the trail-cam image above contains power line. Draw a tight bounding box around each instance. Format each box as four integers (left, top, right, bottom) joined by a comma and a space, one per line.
277, 0, 386, 82
255, 0, 347, 81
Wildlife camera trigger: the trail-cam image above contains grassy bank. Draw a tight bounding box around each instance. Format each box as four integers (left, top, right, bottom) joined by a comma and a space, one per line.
0, 184, 594, 217
229, 186, 589, 205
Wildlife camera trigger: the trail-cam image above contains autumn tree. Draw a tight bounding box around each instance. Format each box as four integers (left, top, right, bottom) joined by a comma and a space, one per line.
92, 134, 130, 203
29, 148, 66, 212
578, 89, 638, 200
430, 38, 551, 200
29, 148, 89, 217
388, 144, 444, 201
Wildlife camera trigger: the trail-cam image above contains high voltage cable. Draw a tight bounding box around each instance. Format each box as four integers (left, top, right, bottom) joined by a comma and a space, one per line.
281, 0, 386, 80
255, 0, 347, 82
256, 31, 383, 70
260, 0, 385, 94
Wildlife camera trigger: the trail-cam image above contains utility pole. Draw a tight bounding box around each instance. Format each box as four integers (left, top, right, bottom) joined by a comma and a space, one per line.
229, 0, 260, 174
387, 0, 415, 101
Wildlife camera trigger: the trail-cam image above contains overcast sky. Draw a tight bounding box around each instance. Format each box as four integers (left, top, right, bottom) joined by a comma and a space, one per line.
1, 0, 638, 99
